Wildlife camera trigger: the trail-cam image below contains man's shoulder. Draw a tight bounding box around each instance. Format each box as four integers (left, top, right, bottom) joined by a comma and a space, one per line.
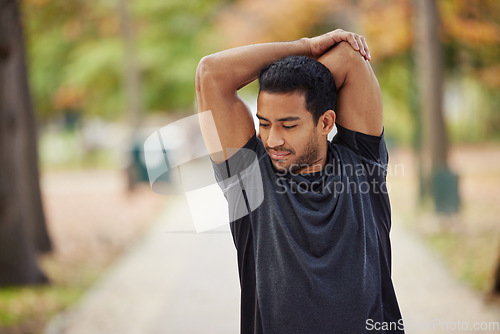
330, 125, 388, 166
211, 134, 269, 180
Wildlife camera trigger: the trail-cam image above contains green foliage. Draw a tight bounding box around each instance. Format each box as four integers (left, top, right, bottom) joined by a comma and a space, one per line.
374, 55, 416, 146
0, 286, 81, 327
22, 0, 500, 134
132, 0, 225, 112
0, 255, 103, 332
428, 232, 498, 292
22, 0, 226, 121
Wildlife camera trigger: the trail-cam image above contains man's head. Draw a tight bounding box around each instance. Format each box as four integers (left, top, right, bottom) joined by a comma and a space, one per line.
257, 56, 337, 174
258, 55, 336, 124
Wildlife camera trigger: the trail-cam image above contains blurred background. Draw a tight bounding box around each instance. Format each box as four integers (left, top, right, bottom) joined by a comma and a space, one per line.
0, 0, 499, 333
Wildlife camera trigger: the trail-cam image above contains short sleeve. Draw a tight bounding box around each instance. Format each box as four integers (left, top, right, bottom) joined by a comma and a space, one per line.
211, 135, 266, 223
211, 134, 265, 180
331, 124, 388, 166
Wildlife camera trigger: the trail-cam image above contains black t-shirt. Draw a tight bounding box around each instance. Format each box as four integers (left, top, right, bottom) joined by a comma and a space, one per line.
213, 125, 404, 334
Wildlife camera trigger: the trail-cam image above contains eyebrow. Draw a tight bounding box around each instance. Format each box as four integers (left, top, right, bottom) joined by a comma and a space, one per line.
256, 114, 301, 122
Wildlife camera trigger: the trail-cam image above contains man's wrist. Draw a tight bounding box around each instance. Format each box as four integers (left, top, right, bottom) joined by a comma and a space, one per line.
282, 37, 312, 58
297, 37, 312, 58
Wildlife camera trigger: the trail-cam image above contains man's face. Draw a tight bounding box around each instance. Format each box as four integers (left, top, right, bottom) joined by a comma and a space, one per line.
257, 90, 324, 174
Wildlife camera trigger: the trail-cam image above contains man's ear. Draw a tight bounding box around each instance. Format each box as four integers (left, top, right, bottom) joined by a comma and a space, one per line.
319, 110, 336, 135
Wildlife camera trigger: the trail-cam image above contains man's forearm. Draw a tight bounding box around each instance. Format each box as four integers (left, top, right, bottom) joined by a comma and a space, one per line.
196, 39, 311, 92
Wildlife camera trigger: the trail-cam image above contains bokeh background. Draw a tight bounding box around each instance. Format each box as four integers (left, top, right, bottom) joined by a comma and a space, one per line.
0, 0, 499, 332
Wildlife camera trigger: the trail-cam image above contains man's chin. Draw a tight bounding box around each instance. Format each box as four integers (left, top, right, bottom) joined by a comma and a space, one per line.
272, 159, 320, 174
271, 159, 289, 172
271, 160, 299, 173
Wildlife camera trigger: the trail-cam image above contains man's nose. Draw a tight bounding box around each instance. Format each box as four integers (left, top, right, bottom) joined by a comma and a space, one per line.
267, 127, 284, 148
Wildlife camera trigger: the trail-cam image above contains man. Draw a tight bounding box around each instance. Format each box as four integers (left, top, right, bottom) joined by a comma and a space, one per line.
196, 29, 404, 333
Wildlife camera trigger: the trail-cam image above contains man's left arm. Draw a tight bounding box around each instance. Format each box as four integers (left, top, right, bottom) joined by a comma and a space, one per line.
318, 40, 383, 136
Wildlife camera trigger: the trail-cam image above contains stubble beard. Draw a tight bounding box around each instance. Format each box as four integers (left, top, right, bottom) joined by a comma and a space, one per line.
268, 135, 321, 174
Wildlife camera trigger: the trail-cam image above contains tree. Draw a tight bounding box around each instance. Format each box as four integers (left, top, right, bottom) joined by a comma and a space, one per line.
21, 0, 227, 121
0, 0, 51, 286
413, 0, 459, 213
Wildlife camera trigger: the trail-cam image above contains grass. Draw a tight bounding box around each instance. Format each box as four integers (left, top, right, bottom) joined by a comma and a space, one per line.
427, 230, 499, 292
0, 286, 80, 328
0, 256, 103, 334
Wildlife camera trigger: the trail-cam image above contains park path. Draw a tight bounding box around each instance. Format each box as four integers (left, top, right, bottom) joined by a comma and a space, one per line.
391, 223, 499, 333
44, 195, 500, 334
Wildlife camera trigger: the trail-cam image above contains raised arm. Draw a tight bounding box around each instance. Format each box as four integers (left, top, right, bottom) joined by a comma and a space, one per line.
195, 30, 369, 162
318, 41, 383, 136
196, 39, 309, 162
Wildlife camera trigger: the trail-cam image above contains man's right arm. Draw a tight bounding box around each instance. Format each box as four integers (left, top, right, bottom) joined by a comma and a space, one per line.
196, 39, 312, 162
195, 30, 369, 162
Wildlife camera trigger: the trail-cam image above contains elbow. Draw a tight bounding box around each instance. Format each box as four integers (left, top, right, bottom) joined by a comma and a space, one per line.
195, 55, 219, 94
336, 41, 363, 62
195, 56, 209, 95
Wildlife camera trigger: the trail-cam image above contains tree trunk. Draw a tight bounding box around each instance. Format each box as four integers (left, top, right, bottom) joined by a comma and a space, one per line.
413, 0, 459, 213
0, 0, 51, 286
493, 255, 500, 295
118, 0, 143, 191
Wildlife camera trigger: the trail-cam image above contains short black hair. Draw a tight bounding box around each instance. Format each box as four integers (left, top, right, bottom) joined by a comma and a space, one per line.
258, 55, 336, 124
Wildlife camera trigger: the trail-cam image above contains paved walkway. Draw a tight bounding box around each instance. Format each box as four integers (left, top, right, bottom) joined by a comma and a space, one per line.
391, 224, 499, 333
45, 196, 500, 334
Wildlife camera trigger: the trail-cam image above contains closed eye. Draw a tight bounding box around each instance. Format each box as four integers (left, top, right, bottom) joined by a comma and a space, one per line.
259, 123, 270, 128
283, 125, 297, 129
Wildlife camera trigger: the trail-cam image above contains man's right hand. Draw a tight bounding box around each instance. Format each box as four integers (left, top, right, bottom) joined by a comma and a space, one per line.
307, 29, 371, 61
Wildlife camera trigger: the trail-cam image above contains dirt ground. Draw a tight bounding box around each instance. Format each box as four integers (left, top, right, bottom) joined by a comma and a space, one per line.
40, 170, 166, 277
